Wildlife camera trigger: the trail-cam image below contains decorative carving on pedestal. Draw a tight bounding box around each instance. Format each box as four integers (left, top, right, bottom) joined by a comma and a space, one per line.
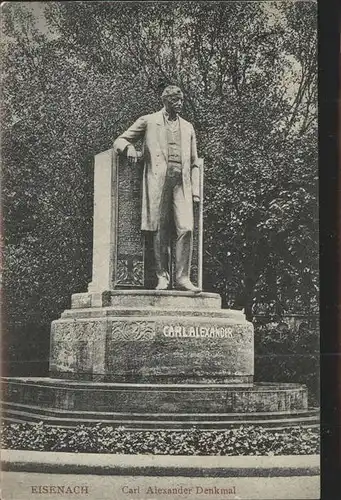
111, 321, 156, 341
116, 258, 144, 286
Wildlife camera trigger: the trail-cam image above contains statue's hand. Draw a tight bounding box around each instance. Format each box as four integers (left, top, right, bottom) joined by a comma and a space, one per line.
193, 195, 200, 203
127, 144, 137, 165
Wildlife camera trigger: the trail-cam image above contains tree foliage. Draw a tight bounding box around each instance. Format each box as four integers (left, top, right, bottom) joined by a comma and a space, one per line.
1, 0, 317, 347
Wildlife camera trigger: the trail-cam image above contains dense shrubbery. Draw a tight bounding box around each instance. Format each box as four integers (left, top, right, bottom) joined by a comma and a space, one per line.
254, 321, 319, 406
1, 422, 319, 456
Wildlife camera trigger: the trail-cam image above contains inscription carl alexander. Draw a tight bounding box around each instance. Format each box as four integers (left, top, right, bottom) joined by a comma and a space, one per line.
110, 321, 252, 342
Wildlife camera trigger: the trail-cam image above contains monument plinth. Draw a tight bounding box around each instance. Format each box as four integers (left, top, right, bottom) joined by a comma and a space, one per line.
50, 291, 253, 385
2, 148, 318, 429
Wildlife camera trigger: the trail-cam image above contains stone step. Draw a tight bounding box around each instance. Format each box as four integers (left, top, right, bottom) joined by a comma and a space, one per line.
71, 290, 222, 310
3, 377, 257, 389
2, 377, 310, 418
2, 401, 319, 421
61, 307, 245, 320
2, 377, 308, 391
2, 403, 320, 430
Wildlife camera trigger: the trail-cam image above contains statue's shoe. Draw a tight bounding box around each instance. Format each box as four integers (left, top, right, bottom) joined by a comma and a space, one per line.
155, 276, 169, 290
175, 279, 201, 293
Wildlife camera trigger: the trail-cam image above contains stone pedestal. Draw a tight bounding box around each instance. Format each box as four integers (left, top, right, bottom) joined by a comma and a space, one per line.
49, 291, 253, 385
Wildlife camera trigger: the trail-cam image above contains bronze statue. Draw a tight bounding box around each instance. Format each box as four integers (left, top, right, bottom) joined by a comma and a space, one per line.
114, 86, 201, 292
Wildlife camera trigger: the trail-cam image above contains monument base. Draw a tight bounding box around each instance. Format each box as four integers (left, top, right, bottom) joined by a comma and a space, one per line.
1, 377, 318, 430
49, 291, 254, 384
1, 290, 319, 430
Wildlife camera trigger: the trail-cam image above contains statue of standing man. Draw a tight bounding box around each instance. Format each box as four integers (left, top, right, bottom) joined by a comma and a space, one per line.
114, 85, 201, 292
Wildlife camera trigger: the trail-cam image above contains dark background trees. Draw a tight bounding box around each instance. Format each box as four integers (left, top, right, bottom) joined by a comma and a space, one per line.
1, 1, 317, 374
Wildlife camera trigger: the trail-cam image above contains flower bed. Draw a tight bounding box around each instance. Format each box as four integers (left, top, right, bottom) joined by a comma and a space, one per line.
1, 423, 319, 455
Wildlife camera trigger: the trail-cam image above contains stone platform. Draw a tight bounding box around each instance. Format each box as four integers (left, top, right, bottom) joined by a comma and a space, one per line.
1, 378, 318, 429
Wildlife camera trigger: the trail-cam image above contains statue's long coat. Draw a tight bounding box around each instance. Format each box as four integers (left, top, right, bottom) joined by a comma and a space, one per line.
114, 110, 200, 232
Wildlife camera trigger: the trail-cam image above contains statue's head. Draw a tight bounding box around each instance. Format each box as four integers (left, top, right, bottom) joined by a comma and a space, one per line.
161, 85, 184, 115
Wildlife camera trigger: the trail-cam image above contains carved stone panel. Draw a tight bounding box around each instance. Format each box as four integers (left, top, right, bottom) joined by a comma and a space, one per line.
111, 151, 203, 289
111, 321, 156, 341
190, 200, 200, 286
114, 155, 145, 287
